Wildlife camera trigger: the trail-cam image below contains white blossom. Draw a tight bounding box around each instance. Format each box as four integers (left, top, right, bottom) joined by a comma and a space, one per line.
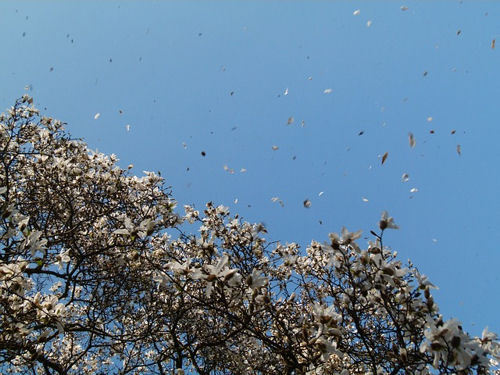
0, 97, 497, 375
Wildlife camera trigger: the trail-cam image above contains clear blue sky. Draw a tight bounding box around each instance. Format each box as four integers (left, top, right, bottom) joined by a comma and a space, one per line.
2, 1, 499, 336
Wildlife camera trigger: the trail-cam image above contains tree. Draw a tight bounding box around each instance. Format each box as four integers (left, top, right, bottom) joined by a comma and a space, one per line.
0, 96, 499, 374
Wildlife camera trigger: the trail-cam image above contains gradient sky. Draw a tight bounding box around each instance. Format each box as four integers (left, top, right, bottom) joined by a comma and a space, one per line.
1, 1, 499, 337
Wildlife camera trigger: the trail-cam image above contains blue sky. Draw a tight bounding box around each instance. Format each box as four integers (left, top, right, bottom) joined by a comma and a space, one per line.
1, 1, 499, 336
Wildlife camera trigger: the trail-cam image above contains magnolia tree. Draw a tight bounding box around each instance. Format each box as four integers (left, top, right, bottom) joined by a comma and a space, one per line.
1, 96, 499, 375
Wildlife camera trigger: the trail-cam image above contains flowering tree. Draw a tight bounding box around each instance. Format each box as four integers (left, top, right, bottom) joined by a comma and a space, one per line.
1, 96, 499, 374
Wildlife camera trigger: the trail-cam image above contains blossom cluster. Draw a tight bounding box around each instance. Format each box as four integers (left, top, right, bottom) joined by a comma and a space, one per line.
0, 97, 498, 374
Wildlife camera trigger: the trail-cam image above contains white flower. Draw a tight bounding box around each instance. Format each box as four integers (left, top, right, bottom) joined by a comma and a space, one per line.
379, 211, 399, 230
55, 249, 71, 269
414, 270, 438, 290
247, 269, 268, 290
25, 230, 47, 255
341, 227, 362, 243
482, 326, 498, 343
312, 303, 341, 325
216, 205, 229, 216
193, 253, 241, 297
167, 258, 192, 275
329, 227, 362, 248
184, 205, 200, 224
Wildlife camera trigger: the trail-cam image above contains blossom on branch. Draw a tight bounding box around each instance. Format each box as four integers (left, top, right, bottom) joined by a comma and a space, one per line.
0, 97, 498, 375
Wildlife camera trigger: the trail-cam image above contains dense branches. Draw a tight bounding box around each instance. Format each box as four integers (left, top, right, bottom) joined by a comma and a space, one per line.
1, 96, 499, 374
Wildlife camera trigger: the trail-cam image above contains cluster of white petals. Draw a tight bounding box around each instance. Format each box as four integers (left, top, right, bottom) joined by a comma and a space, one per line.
0, 97, 498, 374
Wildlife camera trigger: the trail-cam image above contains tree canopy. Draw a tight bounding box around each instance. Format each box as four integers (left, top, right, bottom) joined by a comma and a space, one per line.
1, 96, 499, 374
